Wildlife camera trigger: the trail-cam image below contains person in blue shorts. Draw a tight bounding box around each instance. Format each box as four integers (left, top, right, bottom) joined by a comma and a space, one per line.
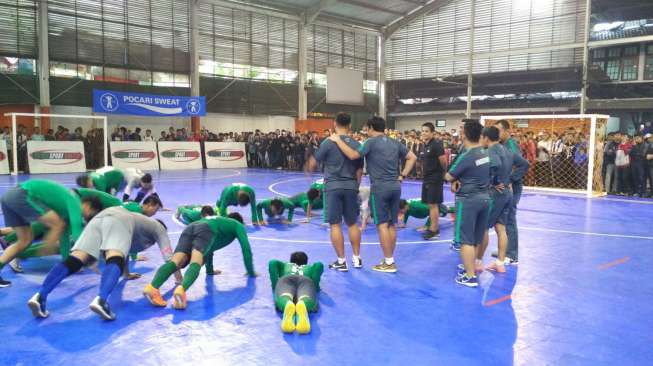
477, 126, 528, 273
308, 112, 364, 271
329, 116, 417, 273
445, 120, 490, 288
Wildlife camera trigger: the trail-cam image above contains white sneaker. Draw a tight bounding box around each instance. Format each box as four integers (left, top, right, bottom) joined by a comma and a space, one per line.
9, 258, 23, 273
352, 257, 363, 269
27, 293, 49, 318
89, 296, 116, 321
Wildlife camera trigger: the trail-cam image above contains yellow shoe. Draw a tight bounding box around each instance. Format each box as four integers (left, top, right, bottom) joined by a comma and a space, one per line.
172, 285, 187, 310
281, 301, 296, 333
143, 284, 167, 307
295, 300, 311, 335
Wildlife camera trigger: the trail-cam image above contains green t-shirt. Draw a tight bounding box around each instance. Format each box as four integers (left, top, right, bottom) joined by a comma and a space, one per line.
76, 187, 142, 213
308, 182, 324, 209
218, 184, 257, 222
90, 168, 124, 194
201, 216, 254, 276
403, 199, 430, 224
268, 260, 324, 292
20, 179, 83, 257
256, 197, 295, 221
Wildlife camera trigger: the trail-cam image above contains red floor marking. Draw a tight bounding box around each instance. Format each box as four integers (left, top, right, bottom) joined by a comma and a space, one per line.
484, 294, 512, 307
598, 256, 631, 270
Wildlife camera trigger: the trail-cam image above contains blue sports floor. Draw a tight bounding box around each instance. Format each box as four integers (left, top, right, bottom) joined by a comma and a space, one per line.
1, 168, 652, 366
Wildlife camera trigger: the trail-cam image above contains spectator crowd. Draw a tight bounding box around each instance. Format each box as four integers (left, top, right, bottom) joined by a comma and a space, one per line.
4, 120, 653, 197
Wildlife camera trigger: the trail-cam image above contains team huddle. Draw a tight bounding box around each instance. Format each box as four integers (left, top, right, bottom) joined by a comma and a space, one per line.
0, 115, 528, 333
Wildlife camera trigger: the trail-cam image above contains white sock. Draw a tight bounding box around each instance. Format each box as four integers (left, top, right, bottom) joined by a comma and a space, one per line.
352, 255, 361, 262
475, 259, 482, 266
385, 257, 395, 265
337, 257, 346, 264
495, 259, 504, 266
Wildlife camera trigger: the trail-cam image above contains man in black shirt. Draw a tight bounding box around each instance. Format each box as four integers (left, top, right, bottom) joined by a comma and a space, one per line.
420, 122, 448, 240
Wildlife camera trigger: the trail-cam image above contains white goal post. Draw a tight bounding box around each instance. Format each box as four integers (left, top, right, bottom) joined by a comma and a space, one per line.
3, 113, 108, 176
480, 114, 610, 198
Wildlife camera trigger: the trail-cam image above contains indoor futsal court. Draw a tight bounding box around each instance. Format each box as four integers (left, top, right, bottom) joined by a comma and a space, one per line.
0, 169, 651, 365
2, 0, 653, 365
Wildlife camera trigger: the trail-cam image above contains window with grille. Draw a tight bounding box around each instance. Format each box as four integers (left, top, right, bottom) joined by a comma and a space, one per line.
307, 24, 378, 93
0, 0, 37, 75
47, 0, 190, 87
386, 0, 586, 81
645, 44, 653, 80
197, 4, 299, 84
591, 45, 641, 81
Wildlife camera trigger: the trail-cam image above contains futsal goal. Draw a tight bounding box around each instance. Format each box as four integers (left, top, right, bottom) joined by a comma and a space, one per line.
3, 113, 108, 175
479, 114, 610, 197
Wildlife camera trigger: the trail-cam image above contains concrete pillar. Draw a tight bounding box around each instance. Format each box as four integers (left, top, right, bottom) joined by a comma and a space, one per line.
190, 0, 201, 132
298, 21, 308, 120
38, 0, 51, 132
378, 34, 386, 120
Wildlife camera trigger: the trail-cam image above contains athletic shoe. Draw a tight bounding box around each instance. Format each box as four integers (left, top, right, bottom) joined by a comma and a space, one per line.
0, 275, 10, 288
455, 274, 478, 288
372, 261, 397, 273
505, 258, 519, 265
486, 262, 506, 273
491, 251, 498, 258
143, 283, 167, 307
295, 300, 311, 335
352, 257, 363, 269
172, 285, 187, 310
328, 260, 348, 272
422, 230, 440, 240
9, 258, 23, 273
27, 293, 49, 318
450, 241, 461, 251
281, 301, 296, 333
457, 263, 484, 273
89, 296, 116, 321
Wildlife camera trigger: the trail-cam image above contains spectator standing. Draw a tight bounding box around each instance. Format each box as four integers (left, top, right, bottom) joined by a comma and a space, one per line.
31, 127, 45, 141
536, 132, 552, 186
143, 129, 154, 141
644, 133, 653, 197
130, 127, 142, 141
630, 135, 647, 197
616, 135, 633, 195
603, 132, 618, 194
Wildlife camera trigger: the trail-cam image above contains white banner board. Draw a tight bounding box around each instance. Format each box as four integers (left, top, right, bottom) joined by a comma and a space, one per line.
27, 141, 87, 174
110, 141, 159, 170
157, 141, 202, 170
204, 142, 247, 169
0, 140, 9, 174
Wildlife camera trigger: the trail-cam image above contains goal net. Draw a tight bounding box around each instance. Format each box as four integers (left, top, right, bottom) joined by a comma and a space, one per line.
3, 113, 108, 175
480, 114, 610, 197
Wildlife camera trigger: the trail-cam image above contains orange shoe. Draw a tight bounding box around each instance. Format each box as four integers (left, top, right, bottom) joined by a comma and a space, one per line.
143, 284, 167, 307
486, 261, 506, 273
172, 285, 187, 310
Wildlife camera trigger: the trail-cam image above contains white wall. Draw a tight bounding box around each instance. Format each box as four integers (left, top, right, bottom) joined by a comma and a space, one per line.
47, 106, 294, 137
395, 114, 465, 134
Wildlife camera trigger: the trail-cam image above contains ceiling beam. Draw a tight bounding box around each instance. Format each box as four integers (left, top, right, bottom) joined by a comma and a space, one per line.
383, 0, 452, 38
339, 0, 405, 16
305, 0, 340, 24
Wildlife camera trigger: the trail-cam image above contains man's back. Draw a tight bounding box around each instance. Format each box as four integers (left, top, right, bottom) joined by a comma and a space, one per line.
360, 135, 408, 191
315, 136, 362, 191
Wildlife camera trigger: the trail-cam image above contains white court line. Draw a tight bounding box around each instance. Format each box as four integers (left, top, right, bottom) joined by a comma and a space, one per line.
519, 225, 653, 240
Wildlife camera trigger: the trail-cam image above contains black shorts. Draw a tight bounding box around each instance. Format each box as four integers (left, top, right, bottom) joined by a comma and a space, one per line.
421, 181, 443, 205
324, 189, 359, 225
370, 189, 401, 225
175, 221, 213, 256
1, 187, 47, 227
454, 196, 490, 246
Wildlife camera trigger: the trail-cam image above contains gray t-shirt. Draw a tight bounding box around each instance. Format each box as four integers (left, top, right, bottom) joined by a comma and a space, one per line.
314, 135, 363, 191
449, 146, 490, 198
359, 135, 408, 192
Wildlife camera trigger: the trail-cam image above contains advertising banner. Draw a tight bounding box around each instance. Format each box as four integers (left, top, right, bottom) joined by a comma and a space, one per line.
0, 140, 9, 174
27, 141, 87, 174
204, 142, 247, 169
157, 141, 202, 170
110, 141, 159, 170
93, 89, 206, 117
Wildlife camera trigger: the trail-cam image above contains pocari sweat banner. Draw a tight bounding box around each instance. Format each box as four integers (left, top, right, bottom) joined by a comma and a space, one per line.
93, 89, 206, 117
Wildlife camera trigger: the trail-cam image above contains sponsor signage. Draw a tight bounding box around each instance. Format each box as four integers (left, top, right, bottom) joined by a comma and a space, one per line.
27, 141, 87, 174
93, 89, 206, 117
204, 142, 247, 168
110, 141, 159, 170
0, 140, 9, 174
157, 141, 203, 170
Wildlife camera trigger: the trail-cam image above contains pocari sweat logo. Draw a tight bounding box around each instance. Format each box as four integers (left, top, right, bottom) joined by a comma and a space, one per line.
100, 93, 119, 112
186, 99, 201, 115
